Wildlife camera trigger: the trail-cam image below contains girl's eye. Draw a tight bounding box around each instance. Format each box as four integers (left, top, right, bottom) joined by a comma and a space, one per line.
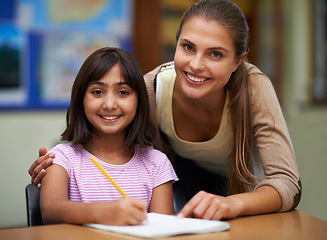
92, 90, 103, 95
118, 90, 129, 96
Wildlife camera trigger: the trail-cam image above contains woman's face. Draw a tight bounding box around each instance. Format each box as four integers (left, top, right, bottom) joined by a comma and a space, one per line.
174, 16, 244, 100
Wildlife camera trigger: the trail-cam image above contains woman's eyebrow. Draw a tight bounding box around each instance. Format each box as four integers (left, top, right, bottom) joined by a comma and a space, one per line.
208, 46, 229, 53
180, 38, 229, 53
180, 38, 195, 46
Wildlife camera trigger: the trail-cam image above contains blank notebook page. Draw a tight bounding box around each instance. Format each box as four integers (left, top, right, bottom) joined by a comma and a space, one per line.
86, 212, 230, 238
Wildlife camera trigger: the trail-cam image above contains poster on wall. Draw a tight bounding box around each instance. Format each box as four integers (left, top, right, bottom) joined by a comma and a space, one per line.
0, 0, 133, 110
0, 24, 27, 108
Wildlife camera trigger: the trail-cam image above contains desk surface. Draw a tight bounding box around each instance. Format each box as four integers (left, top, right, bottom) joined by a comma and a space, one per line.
1, 210, 326, 240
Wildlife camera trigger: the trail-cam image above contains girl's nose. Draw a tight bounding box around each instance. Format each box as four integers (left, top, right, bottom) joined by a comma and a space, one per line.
102, 95, 117, 110
189, 54, 205, 72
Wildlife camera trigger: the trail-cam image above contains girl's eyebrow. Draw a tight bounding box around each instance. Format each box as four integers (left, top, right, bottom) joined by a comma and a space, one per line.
88, 81, 104, 86
88, 81, 128, 87
117, 81, 128, 86
180, 38, 229, 53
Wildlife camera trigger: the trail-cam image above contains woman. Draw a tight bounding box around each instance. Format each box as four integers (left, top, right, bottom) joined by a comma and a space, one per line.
29, 0, 301, 220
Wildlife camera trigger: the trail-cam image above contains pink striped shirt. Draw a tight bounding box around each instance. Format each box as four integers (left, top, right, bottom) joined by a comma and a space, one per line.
49, 144, 178, 210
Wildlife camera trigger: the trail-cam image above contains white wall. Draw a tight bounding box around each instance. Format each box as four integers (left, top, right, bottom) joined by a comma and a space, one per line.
283, 0, 327, 221
288, 110, 327, 221
0, 112, 65, 228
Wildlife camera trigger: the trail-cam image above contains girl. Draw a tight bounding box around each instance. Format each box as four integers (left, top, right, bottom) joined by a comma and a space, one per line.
40, 47, 178, 226
31, 0, 301, 221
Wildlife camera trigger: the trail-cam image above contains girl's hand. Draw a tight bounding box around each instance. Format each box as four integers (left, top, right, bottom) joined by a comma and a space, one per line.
94, 198, 148, 225
177, 191, 242, 220
28, 147, 54, 187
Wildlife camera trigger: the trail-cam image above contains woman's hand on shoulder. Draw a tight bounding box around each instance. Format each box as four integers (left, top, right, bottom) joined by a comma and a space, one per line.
28, 146, 55, 187
177, 191, 243, 220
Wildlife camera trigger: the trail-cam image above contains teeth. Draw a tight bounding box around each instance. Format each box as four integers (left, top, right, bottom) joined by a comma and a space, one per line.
102, 116, 119, 120
187, 73, 207, 82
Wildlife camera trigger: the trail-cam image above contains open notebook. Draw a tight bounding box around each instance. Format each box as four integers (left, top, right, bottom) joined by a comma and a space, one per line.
86, 213, 230, 238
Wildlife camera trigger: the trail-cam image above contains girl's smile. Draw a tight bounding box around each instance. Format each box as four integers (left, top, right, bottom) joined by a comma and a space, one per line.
98, 114, 121, 122
83, 63, 138, 138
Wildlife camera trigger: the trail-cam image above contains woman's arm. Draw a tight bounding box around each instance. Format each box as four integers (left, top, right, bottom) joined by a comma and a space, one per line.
248, 65, 301, 212
178, 186, 281, 220
148, 181, 174, 214
28, 147, 54, 186
40, 164, 147, 225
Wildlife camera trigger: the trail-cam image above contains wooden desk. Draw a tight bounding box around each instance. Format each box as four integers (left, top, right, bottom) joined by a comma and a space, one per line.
0, 211, 326, 240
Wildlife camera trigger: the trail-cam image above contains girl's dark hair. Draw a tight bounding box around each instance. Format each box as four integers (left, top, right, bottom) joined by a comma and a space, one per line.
61, 47, 156, 150
176, 0, 258, 194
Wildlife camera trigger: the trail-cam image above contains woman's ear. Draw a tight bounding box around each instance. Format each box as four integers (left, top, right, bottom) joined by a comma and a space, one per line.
233, 52, 247, 72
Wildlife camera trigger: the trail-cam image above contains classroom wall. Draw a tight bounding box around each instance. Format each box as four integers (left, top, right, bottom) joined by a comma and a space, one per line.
0, 112, 66, 228
0, 0, 326, 229
282, 0, 327, 222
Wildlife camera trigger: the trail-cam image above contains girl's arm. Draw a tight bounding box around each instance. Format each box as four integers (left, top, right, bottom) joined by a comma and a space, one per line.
177, 186, 281, 220
40, 164, 147, 225
148, 181, 174, 214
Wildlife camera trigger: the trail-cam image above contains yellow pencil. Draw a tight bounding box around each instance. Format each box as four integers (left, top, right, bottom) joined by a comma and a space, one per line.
90, 157, 128, 198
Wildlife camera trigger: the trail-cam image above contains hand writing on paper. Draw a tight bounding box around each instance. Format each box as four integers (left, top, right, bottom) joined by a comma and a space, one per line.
177, 191, 241, 220
93, 198, 148, 225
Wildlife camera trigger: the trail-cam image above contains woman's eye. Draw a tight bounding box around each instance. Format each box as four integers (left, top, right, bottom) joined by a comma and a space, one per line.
211, 51, 222, 58
183, 44, 194, 52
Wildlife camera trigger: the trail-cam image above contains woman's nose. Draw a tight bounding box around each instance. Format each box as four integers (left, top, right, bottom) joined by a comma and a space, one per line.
189, 54, 205, 72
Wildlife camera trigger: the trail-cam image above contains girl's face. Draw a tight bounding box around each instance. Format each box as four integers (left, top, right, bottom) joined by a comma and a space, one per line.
174, 16, 245, 100
83, 63, 138, 138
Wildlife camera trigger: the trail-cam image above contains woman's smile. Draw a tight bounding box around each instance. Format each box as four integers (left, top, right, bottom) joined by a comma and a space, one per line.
185, 71, 210, 83
174, 17, 240, 100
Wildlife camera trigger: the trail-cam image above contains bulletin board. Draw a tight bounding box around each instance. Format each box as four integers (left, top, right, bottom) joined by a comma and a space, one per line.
0, 0, 133, 110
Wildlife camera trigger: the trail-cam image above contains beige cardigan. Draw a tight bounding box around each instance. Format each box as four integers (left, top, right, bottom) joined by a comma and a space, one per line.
144, 61, 301, 212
